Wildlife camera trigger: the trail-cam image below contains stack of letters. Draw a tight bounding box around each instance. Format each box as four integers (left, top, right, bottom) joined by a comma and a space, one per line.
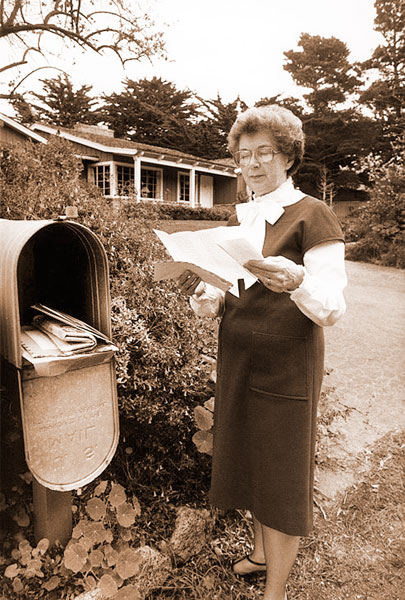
21, 304, 117, 377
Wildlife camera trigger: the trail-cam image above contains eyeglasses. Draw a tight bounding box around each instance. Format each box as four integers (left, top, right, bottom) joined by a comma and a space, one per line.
233, 145, 281, 167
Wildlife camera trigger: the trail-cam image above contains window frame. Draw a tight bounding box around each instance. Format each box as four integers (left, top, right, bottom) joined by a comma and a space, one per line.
140, 165, 163, 201
89, 162, 113, 197
177, 171, 191, 203
116, 162, 135, 197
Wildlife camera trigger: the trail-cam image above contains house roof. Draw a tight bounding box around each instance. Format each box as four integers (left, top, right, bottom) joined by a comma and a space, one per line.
0, 112, 47, 143
32, 122, 237, 176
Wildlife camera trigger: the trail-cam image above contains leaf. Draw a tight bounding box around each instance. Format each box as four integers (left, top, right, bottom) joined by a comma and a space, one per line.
11, 548, 21, 560
43, 575, 60, 591
194, 405, 214, 431
192, 430, 214, 455
72, 519, 87, 539
204, 397, 215, 412
0, 492, 7, 511
19, 542, 32, 565
5, 564, 20, 578
105, 528, 114, 543
84, 575, 97, 591
108, 482, 126, 507
86, 497, 107, 521
12, 578, 24, 593
99, 573, 118, 598
117, 502, 136, 528
112, 584, 141, 600
36, 538, 50, 555
63, 542, 88, 573
89, 549, 104, 568
119, 527, 132, 542
131, 496, 142, 517
104, 545, 119, 567
115, 547, 142, 580
94, 480, 108, 496
84, 521, 109, 546
12, 508, 30, 527
18, 472, 33, 484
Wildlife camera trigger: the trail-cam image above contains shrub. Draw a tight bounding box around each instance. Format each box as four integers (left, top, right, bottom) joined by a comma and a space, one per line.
1, 138, 216, 504
342, 147, 405, 268
118, 200, 234, 222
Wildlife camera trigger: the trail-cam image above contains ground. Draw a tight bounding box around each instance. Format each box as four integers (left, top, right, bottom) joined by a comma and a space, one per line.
317, 259, 405, 500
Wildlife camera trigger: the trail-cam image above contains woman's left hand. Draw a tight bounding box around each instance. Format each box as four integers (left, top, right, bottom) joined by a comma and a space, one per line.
244, 256, 305, 293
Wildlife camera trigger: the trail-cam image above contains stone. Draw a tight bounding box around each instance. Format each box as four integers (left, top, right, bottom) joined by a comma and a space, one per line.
167, 506, 212, 562
131, 545, 171, 597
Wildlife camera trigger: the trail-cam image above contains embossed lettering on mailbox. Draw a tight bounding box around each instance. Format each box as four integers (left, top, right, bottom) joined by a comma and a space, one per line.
22, 361, 119, 491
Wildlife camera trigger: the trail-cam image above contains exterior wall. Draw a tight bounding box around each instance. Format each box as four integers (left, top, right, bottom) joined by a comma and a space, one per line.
0, 126, 31, 145
332, 200, 367, 219
213, 174, 238, 205
161, 166, 179, 203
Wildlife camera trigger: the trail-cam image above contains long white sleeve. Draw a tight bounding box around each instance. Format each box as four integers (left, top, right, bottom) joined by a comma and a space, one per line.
289, 241, 347, 327
189, 283, 225, 318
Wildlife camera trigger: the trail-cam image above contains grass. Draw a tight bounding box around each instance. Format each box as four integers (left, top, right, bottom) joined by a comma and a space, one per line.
156, 220, 227, 233
143, 430, 404, 600
0, 391, 403, 600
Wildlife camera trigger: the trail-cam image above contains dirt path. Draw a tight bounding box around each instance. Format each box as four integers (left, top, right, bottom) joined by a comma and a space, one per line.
316, 260, 405, 500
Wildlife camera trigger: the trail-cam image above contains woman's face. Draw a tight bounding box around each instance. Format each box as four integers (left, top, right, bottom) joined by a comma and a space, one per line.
238, 131, 293, 197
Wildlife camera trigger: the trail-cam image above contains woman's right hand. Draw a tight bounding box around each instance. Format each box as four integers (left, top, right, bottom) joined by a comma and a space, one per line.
177, 270, 203, 296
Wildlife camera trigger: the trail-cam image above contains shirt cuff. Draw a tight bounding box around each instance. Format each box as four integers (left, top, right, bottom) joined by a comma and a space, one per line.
189, 283, 225, 318
290, 270, 346, 327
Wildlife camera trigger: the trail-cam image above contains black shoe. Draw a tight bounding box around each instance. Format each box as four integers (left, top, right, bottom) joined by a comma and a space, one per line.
232, 554, 266, 576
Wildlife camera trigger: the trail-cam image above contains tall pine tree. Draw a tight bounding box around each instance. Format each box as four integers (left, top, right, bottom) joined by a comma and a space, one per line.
13, 74, 100, 127
101, 77, 199, 151
284, 33, 361, 113
359, 0, 404, 137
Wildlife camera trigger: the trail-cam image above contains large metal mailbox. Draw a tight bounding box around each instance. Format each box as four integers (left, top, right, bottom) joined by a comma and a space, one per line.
0, 219, 119, 492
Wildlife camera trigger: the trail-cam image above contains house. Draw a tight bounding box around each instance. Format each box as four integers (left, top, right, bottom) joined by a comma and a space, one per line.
0, 113, 47, 145
31, 123, 238, 208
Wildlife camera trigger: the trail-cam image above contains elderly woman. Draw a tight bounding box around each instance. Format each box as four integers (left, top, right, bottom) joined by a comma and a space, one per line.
178, 104, 347, 600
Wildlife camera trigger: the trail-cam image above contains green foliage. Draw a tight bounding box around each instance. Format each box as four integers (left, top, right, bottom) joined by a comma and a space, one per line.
1, 479, 145, 598
12, 74, 101, 128
101, 77, 199, 149
359, 0, 404, 126
100, 78, 244, 159
193, 94, 247, 158
0, 137, 104, 220
296, 109, 385, 196
283, 33, 361, 112
343, 147, 405, 267
1, 136, 216, 504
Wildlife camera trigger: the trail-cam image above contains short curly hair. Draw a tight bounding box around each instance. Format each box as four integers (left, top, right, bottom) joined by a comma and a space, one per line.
227, 104, 305, 177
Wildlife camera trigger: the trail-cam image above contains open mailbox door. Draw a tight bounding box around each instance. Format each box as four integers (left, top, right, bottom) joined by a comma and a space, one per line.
0, 219, 119, 492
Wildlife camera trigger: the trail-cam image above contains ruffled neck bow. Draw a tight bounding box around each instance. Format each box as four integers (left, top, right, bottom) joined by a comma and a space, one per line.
235, 178, 305, 227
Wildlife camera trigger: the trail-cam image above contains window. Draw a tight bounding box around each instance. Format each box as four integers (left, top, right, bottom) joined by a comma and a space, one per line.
91, 165, 111, 196
178, 172, 190, 202
141, 167, 162, 200
117, 165, 134, 196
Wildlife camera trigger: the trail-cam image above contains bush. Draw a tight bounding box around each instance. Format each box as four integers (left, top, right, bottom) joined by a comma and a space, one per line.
1, 138, 216, 503
341, 148, 405, 268
119, 200, 234, 222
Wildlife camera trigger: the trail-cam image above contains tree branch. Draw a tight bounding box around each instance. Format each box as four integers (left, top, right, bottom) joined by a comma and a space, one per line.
3, 0, 23, 28
8, 65, 67, 95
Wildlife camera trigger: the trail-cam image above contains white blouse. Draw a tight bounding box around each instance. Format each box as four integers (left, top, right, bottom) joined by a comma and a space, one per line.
190, 179, 347, 327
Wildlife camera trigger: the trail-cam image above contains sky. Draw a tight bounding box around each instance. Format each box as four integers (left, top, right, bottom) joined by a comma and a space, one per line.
1, 0, 383, 114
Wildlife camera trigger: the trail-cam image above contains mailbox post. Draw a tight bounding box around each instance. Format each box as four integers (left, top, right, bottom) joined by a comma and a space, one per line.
0, 219, 119, 545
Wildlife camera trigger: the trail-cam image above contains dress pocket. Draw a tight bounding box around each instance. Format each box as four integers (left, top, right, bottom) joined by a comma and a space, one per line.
249, 332, 308, 400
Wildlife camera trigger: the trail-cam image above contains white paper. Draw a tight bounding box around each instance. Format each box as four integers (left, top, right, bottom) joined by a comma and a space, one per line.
153, 226, 261, 296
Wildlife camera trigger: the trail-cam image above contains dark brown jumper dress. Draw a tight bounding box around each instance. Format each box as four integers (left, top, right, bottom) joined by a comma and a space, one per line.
209, 196, 344, 536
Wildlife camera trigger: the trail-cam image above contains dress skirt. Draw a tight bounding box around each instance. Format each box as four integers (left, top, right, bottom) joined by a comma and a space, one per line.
208, 197, 343, 536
